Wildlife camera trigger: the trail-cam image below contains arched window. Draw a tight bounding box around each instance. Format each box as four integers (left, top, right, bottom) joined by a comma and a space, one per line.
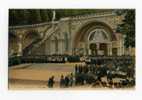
88, 28, 109, 42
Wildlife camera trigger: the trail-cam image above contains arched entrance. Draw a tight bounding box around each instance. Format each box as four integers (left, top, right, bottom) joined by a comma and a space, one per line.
87, 28, 110, 56
89, 43, 108, 56
73, 21, 114, 56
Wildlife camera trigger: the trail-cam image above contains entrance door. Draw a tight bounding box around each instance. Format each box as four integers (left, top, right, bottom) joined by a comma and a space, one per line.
99, 43, 108, 56
89, 43, 97, 55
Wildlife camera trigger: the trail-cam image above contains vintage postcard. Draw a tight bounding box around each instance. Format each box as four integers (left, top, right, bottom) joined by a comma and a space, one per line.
8, 9, 135, 90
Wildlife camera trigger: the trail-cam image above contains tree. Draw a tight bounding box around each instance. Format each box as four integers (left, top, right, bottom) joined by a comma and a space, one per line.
9, 9, 28, 25
9, 9, 113, 26
116, 10, 135, 48
28, 10, 42, 24
40, 10, 50, 22
9, 10, 16, 25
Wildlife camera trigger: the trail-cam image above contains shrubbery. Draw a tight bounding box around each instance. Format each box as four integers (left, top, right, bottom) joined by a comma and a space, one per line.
9, 56, 21, 66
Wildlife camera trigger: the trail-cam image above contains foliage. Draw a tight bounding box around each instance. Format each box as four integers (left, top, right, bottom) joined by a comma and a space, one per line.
9, 9, 112, 26
116, 9, 135, 48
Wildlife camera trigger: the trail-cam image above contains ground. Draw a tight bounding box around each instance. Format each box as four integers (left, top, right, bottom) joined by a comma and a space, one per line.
9, 63, 81, 89
8, 63, 134, 90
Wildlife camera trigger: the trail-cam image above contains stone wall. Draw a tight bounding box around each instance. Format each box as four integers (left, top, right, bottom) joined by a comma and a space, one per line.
9, 12, 133, 56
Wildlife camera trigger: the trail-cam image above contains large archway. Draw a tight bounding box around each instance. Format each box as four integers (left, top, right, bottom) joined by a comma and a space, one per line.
73, 21, 115, 56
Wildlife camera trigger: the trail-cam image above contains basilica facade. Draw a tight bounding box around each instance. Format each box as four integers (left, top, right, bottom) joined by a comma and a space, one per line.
9, 11, 135, 57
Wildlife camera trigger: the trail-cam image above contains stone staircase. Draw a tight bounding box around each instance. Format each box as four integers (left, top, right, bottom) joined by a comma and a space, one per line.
23, 37, 42, 55
23, 23, 59, 55
33, 25, 59, 48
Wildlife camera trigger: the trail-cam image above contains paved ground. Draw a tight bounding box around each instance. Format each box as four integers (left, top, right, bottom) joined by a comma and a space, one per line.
8, 63, 134, 90
8, 63, 80, 81
8, 63, 85, 89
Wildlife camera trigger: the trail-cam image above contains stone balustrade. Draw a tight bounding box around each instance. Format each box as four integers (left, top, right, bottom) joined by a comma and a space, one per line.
9, 21, 58, 30
70, 12, 116, 20
9, 12, 115, 30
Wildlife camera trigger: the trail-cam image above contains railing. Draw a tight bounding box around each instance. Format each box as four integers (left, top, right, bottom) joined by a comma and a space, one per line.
23, 38, 42, 55
23, 25, 52, 55
9, 12, 115, 30
71, 11, 115, 20
27, 25, 59, 55
9, 22, 51, 29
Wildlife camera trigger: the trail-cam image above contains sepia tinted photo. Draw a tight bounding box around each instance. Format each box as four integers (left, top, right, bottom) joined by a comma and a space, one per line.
8, 9, 135, 90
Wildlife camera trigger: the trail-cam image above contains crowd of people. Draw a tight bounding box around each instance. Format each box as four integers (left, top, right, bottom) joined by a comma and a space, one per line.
47, 73, 74, 88
60, 73, 74, 88
47, 58, 135, 88
74, 64, 135, 88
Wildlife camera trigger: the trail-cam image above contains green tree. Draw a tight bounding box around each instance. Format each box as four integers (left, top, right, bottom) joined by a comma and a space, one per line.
9, 9, 113, 26
9, 10, 16, 25
28, 10, 42, 24
9, 9, 28, 25
116, 10, 135, 48
40, 10, 50, 22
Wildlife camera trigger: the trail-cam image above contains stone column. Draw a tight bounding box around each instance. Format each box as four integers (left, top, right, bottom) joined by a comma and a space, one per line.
107, 43, 110, 56
17, 35, 23, 56
85, 43, 88, 56
89, 49, 91, 55
107, 43, 112, 56
59, 40, 62, 55
62, 39, 65, 55
119, 40, 122, 56
59, 39, 63, 55
109, 43, 112, 56
88, 43, 91, 55
96, 43, 99, 55
122, 45, 125, 56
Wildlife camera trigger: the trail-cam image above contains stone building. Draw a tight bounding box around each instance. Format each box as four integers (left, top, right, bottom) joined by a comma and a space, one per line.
9, 11, 135, 57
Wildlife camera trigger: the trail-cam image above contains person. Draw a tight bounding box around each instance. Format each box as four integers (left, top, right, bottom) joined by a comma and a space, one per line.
60, 75, 65, 88
48, 76, 55, 88
75, 64, 78, 73
95, 64, 102, 82
107, 64, 113, 84
48, 77, 52, 88
64, 76, 70, 87
51, 76, 55, 87
69, 73, 73, 86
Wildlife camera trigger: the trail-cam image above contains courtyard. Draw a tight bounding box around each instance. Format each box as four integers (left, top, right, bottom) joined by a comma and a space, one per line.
9, 63, 80, 89
8, 62, 134, 90
8, 9, 135, 90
